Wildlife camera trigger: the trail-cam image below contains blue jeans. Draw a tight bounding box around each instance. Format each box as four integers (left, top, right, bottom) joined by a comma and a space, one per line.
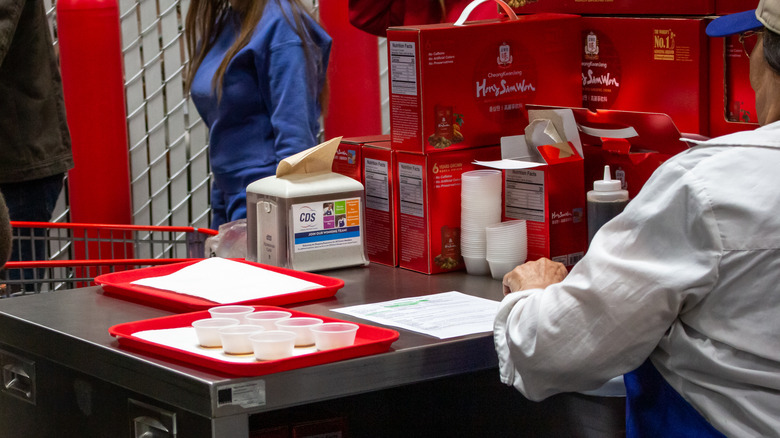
0, 174, 65, 291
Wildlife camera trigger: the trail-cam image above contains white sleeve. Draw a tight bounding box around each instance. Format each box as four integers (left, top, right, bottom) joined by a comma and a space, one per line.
494, 158, 722, 401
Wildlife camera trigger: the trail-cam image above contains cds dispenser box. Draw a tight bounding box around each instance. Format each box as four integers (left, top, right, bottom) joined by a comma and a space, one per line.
246, 138, 369, 272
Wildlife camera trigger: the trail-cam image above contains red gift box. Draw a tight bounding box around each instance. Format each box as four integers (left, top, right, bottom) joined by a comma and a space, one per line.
491, 108, 587, 269
361, 137, 399, 267
551, 107, 692, 200
386, 12, 581, 154
715, 0, 759, 14
332, 137, 365, 182
511, 0, 714, 15
708, 34, 760, 137
580, 16, 710, 136
395, 146, 502, 274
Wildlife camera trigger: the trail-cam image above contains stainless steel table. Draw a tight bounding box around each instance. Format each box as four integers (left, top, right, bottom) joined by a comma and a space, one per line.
0, 264, 609, 437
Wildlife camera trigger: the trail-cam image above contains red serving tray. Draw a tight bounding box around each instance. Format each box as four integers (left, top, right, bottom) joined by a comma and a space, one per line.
109, 306, 400, 377
95, 259, 345, 312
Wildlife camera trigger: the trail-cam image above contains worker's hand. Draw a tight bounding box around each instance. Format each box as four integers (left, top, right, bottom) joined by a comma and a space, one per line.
502, 258, 568, 296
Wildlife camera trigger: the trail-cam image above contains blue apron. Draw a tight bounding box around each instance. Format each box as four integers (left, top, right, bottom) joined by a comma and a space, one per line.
624, 360, 727, 438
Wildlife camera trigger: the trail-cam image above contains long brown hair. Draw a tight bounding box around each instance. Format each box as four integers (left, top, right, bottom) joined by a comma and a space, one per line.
184, 0, 327, 105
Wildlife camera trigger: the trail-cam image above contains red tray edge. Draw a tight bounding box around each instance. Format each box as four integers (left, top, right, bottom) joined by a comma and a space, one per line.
109, 306, 400, 377
95, 259, 346, 312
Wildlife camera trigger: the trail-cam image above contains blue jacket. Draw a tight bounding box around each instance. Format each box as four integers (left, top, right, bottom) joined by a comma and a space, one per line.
191, 0, 331, 227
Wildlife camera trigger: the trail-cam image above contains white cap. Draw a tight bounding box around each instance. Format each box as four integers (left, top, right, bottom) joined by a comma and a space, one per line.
758, 0, 780, 34
593, 165, 622, 192
706, 0, 780, 37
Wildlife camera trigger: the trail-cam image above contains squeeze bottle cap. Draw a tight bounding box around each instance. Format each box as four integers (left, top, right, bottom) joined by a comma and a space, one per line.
593, 165, 622, 192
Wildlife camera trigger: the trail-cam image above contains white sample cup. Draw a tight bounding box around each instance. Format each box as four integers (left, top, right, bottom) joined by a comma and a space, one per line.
274, 317, 323, 347
310, 323, 359, 350
463, 255, 491, 276
207, 305, 255, 324
244, 310, 293, 331
250, 331, 297, 361
218, 325, 265, 355
487, 259, 520, 281
192, 318, 240, 348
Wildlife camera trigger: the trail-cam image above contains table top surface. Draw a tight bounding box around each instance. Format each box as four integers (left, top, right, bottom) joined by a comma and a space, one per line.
0, 263, 506, 417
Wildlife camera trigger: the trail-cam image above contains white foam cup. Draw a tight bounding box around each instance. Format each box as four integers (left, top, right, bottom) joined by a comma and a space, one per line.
218, 325, 265, 355
244, 310, 293, 330
274, 317, 323, 347
310, 323, 359, 350
207, 305, 255, 324
192, 318, 240, 348
250, 331, 297, 361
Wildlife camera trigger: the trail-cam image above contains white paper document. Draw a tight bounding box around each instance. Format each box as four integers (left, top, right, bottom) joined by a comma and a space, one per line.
333, 291, 500, 339
130, 257, 322, 304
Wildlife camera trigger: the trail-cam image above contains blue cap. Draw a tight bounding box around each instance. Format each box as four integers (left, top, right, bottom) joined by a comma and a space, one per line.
706, 9, 762, 37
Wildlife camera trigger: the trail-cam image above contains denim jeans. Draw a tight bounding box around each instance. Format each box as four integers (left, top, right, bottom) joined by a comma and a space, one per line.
0, 174, 65, 291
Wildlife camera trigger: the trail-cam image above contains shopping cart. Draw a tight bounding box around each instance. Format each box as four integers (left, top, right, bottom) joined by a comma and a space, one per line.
0, 222, 218, 297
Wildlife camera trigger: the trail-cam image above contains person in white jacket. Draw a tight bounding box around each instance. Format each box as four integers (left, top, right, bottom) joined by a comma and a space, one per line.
494, 1, 780, 436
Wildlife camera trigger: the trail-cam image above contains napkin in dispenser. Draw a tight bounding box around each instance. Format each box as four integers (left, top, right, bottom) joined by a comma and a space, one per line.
246, 137, 369, 271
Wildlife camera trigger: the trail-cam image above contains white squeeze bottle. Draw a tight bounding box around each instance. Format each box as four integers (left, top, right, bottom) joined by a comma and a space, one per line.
587, 165, 629, 244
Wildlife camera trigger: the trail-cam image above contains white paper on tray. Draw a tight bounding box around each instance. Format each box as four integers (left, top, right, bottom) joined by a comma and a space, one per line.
130, 257, 322, 304
133, 327, 316, 363
332, 291, 499, 339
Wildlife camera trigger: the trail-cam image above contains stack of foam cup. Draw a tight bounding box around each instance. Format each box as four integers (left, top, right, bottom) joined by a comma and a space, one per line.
485, 220, 528, 281
460, 169, 503, 275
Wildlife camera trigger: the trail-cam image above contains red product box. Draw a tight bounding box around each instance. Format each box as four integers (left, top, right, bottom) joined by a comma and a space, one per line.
361, 139, 398, 266
494, 112, 587, 269
386, 13, 581, 154
510, 0, 714, 15
396, 146, 501, 274
564, 107, 690, 200
715, 0, 759, 14
580, 17, 710, 135
708, 34, 759, 137
332, 137, 364, 182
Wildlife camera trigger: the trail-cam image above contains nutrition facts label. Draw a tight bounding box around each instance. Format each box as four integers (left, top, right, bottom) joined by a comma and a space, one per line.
365, 158, 390, 212
390, 41, 417, 96
399, 162, 424, 218
504, 169, 545, 222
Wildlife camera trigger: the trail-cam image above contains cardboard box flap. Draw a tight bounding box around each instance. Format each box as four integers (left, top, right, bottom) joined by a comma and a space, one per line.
276, 137, 342, 178
528, 105, 689, 156
476, 108, 581, 170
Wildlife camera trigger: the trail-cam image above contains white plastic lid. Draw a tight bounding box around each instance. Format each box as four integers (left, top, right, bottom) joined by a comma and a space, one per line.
593, 165, 623, 192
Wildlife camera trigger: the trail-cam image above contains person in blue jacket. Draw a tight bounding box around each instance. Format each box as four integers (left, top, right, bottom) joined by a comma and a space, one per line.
185, 0, 331, 229
495, 1, 780, 436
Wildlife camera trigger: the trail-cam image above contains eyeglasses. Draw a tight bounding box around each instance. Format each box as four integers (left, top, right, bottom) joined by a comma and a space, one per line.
739, 29, 764, 58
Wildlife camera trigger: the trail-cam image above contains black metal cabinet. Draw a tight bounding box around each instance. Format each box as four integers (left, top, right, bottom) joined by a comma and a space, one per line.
0, 264, 621, 437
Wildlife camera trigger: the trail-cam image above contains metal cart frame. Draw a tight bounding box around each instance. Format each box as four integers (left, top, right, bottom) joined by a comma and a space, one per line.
1, 221, 217, 297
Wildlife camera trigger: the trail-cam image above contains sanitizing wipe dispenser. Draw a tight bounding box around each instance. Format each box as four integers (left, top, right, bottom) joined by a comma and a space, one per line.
246, 137, 369, 271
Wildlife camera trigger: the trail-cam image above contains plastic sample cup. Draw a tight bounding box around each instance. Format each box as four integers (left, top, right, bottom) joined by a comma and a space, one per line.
487, 259, 519, 282
218, 325, 265, 355
310, 323, 359, 350
192, 318, 240, 348
207, 305, 255, 324
244, 310, 293, 331
274, 317, 323, 347
250, 331, 297, 361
